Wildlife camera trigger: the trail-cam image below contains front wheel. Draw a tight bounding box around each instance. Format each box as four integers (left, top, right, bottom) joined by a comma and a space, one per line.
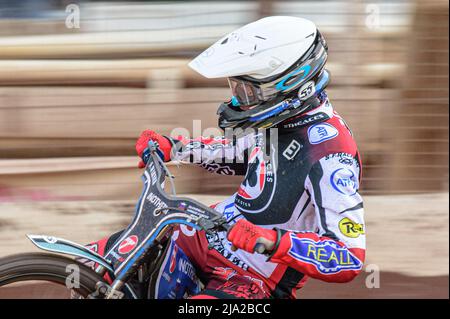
0, 253, 106, 298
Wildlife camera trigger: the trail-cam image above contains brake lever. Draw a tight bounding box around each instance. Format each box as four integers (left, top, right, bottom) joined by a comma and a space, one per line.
195, 216, 230, 250
197, 218, 217, 233
198, 216, 228, 233
146, 140, 177, 196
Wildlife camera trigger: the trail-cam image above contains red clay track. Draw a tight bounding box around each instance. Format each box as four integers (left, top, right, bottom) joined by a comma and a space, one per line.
0, 272, 447, 299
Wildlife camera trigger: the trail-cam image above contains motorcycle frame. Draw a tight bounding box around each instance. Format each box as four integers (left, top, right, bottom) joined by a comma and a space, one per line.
27, 141, 226, 299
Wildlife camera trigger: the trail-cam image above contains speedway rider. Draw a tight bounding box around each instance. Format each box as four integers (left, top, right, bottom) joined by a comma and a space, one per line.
89, 16, 366, 299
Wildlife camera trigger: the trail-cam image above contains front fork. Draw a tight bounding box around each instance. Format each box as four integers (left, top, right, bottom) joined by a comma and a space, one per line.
84, 265, 122, 299
92, 225, 173, 299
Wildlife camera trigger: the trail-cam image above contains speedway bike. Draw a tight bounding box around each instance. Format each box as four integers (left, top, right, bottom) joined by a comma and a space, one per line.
0, 142, 265, 299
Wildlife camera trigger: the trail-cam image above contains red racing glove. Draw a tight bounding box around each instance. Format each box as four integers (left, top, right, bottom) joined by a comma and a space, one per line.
135, 130, 173, 168
227, 219, 279, 254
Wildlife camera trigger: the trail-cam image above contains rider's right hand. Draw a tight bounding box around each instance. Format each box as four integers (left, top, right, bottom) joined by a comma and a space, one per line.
135, 130, 173, 167
227, 219, 278, 254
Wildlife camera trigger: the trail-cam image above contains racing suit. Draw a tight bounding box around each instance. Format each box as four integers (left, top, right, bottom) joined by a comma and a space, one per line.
90, 97, 366, 299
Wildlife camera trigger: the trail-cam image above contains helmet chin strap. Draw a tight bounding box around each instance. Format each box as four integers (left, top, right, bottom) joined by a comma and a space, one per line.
255, 94, 323, 129
279, 91, 331, 130
218, 94, 323, 131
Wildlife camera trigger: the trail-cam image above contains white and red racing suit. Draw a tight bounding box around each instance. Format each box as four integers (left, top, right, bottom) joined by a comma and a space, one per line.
167, 98, 366, 298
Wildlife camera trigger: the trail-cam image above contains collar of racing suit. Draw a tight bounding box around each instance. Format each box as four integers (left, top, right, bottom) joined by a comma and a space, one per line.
277, 93, 334, 131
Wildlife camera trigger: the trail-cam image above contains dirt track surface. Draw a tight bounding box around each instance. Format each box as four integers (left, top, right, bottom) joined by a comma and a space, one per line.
0, 193, 448, 298
0, 272, 447, 299
300, 272, 448, 299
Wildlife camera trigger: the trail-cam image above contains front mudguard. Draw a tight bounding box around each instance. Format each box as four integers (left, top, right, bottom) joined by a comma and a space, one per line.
27, 235, 114, 272
27, 234, 140, 298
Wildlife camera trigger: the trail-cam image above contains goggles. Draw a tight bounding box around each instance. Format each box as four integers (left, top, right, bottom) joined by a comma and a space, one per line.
228, 78, 279, 107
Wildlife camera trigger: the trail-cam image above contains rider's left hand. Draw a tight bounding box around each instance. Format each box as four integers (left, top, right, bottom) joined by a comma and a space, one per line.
227, 219, 278, 254
135, 130, 173, 167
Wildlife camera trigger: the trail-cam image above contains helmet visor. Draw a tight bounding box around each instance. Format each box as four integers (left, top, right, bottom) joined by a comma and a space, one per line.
228, 78, 262, 107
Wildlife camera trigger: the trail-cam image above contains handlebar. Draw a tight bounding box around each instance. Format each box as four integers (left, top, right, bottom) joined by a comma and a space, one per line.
254, 243, 267, 254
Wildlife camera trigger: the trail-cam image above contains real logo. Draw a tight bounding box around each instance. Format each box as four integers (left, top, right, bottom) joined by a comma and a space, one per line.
338, 217, 365, 238
287, 236, 363, 274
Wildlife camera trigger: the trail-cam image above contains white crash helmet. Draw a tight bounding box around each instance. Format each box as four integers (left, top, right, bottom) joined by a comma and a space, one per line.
189, 16, 330, 130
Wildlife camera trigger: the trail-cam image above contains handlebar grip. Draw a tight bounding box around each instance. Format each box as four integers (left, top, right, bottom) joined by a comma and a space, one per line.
254, 243, 266, 254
